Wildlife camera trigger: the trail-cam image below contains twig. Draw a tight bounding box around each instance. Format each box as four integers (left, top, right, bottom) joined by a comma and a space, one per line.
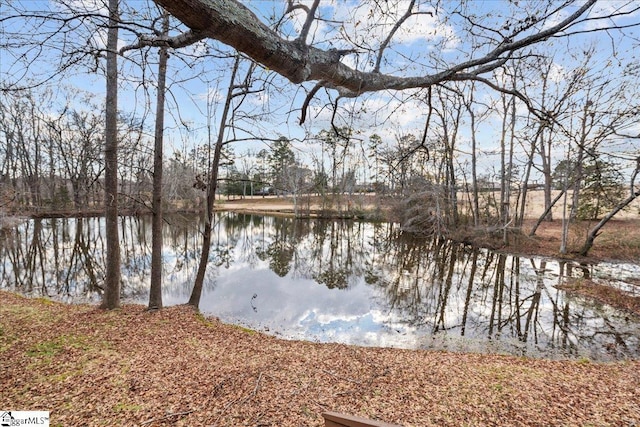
211, 372, 265, 427
140, 409, 195, 425
323, 368, 391, 397
240, 372, 264, 405
322, 369, 362, 384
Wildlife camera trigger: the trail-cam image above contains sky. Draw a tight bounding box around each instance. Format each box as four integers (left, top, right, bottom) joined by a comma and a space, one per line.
1, 0, 639, 182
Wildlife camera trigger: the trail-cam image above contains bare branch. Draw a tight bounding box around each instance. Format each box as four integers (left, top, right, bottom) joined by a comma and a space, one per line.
120, 29, 205, 54
465, 74, 544, 121
152, 0, 598, 96
299, 81, 326, 125
373, 2, 434, 74
295, 0, 320, 45
374, 0, 415, 73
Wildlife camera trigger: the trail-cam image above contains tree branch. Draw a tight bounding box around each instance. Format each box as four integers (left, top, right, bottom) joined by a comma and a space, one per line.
152, 0, 597, 95
294, 0, 320, 45
374, 0, 415, 73
120, 29, 205, 54
299, 81, 326, 125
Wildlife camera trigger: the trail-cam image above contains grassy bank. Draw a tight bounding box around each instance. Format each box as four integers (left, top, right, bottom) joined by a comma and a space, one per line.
1, 291, 638, 426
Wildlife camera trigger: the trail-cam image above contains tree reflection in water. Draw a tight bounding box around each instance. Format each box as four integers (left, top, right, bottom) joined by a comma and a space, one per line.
1, 213, 638, 361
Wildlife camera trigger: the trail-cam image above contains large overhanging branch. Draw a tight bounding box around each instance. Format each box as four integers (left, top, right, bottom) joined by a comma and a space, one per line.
152, 0, 597, 96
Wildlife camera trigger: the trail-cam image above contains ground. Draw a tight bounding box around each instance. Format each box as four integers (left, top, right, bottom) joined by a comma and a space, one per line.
1, 291, 639, 427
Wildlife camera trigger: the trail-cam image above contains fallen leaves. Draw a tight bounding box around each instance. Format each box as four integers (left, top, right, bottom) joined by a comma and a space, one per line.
1, 290, 639, 426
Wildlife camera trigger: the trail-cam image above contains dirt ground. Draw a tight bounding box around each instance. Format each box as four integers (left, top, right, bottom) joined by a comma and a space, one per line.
219, 190, 640, 220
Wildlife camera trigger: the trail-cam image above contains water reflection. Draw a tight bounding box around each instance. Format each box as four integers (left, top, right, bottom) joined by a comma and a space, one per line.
1, 213, 638, 361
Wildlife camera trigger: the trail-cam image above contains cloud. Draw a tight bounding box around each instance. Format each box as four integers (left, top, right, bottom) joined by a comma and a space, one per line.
59, 0, 109, 16
334, 1, 443, 44
196, 86, 225, 104
584, 0, 640, 30
281, 1, 459, 70
305, 89, 427, 139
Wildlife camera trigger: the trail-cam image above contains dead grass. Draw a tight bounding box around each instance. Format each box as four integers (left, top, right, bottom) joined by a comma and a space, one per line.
557, 278, 640, 317
517, 218, 640, 262
1, 291, 639, 427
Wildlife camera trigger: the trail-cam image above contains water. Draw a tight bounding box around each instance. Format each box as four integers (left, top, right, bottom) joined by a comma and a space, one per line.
1, 212, 639, 361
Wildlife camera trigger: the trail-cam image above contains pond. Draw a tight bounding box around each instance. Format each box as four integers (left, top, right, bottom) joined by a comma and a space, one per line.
1, 212, 639, 361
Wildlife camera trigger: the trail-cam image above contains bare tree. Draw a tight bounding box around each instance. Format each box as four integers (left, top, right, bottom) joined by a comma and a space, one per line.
461, 83, 484, 227
100, 0, 121, 310
48, 108, 104, 209
188, 55, 241, 309
432, 86, 463, 226
580, 156, 640, 256
0, 90, 52, 210
525, 56, 589, 235
148, 11, 170, 311
495, 66, 519, 243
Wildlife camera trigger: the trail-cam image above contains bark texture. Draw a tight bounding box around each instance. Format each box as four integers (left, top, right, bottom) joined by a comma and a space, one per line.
188, 56, 241, 309
149, 13, 170, 311
152, 0, 596, 96
101, 0, 121, 310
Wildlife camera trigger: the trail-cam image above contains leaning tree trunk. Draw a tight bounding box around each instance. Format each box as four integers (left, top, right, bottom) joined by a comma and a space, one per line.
101, 0, 121, 310
580, 191, 640, 256
580, 159, 640, 256
517, 122, 543, 228
188, 56, 240, 309
529, 188, 566, 237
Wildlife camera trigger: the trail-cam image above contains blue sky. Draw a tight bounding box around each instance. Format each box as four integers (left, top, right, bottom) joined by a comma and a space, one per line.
1, 0, 639, 181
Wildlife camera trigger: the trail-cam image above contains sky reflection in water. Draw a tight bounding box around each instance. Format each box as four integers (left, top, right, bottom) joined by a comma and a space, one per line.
1, 212, 639, 361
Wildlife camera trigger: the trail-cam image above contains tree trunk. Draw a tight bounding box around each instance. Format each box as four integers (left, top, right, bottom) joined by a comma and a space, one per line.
539, 128, 554, 222
503, 88, 516, 244
188, 56, 240, 310
100, 0, 121, 310
466, 95, 480, 227
149, 12, 169, 311
570, 102, 591, 221
517, 123, 542, 228
447, 109, 460, 226
528, 188, 566, 237
580, 159, 640, 256
580, 190, 640, 256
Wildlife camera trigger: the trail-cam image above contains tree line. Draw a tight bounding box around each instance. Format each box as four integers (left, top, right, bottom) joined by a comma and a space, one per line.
1, 0, 639, 311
